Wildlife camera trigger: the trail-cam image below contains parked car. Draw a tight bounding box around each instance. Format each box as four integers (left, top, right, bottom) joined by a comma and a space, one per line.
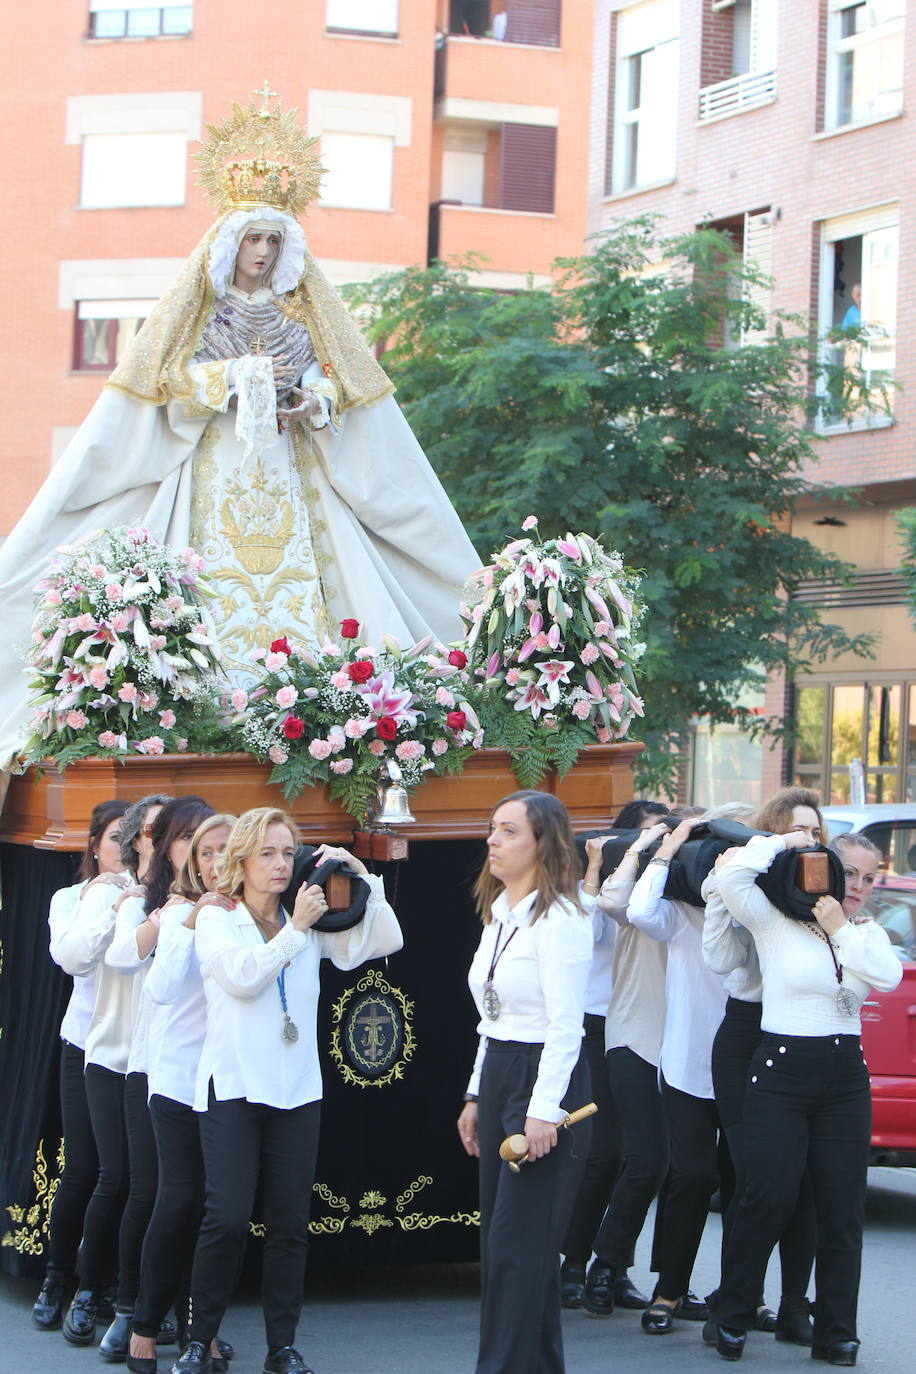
822, 804, 916, 1166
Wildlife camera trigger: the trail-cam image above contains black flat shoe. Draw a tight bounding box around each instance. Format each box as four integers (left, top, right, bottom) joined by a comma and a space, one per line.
32, 1274, 67, 1330
157, 1318, 178, 1346
583, 1261, 615, 1317
641, 1302, 676, 1334
812, 1342, 859, 1367
560, 1261, 586, 1309
678, 1291, 711, 1321
63, 1290, 100, 1346
776, 1300, 814, 1346
172, 1343, 212, 1374
263, 1348, 314, 1374
716, 1326, 746, 1361
614, 1274, 650, 1309
100, 1305, 135, 1360
215, 1338, 234, 1361
702, 1317, 718, 1347
755, 1305, 779, 1333
126, 1354, 158, 1374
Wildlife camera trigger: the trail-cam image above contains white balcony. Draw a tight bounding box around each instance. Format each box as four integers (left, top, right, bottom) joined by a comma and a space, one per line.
698, 69, 776, 122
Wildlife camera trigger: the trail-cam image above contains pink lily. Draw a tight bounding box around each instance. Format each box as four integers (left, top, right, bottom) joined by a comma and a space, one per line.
585, 670, 605, 703
359, 672, 418, 728
604, 578, 634, 618
585, 584, 613, 624
513, 682, 551, 717
536, 659, 575, 704
485, 651, 502, 680
528, 610, 543, 636
546, 623, 561, 649
557, 537, 582, 562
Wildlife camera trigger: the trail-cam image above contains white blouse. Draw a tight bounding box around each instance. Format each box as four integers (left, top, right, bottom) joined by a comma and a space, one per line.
105, 894, 157, 1077
193, 874, 403, 1111
57, 878, 134, 1075
144, 900, 203, 1109
627, 862, 727, 1099
700, 870, 762, 1003
580, 888, 617, 1018
717, 834, 903, 1036
466, 891, 592, 1124
598, 867, 667, 1065
48, 879, 95, 1050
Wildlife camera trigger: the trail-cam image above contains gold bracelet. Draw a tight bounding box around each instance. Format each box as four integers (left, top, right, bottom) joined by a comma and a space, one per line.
625, 847, 642, 857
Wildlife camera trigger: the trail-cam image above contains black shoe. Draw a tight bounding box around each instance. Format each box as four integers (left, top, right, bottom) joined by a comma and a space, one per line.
703, 1317, 718, 1347
812, 1342, 859, 1367
776, 1299, 814, 1346
97, 1286, 118, 1324
716, 1325, 746, 1361
63, 1290, 100, 1346
263, 1348, 314, 1374
678, 1291, 711, 1321
560, 1261, 586, 1309
32, 1274, 68, 1330
172, 1343, 212, 1374
215, 1338, 234, 1360
157, 1318, 178, 1346
126, 1352, 158, 1374
755, 1305, 779, 1333
614, 1274, 650, 1309
641, 1302, 676, 1334
100, 1305, 135, 1360
582, 1261, 615, 1317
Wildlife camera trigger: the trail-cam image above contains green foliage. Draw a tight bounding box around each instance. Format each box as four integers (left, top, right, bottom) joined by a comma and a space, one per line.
349, 221, 882, 791
896, 509, 916, 629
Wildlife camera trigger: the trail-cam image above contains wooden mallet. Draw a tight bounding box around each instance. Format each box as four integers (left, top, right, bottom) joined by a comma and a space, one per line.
499, 1102, 598, 1173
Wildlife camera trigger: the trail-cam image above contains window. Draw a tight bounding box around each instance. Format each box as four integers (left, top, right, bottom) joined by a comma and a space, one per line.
611, 0, 679, 194
698, 0, 777, 120
73, 300, 151, 370
68, 93, 201, 209
88, 2, 193, 38
825, 0, 905, 129
320, 131, 395, 209
447, 1, 560, 45
792, 678, 911, 803
817, 205, 897, 423
437, 121, 555, 212
325, 0, 398, 36
713, 209, 774, 346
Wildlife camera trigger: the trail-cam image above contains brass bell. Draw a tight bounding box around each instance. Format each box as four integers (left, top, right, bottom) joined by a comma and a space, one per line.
373, 759, 416, 826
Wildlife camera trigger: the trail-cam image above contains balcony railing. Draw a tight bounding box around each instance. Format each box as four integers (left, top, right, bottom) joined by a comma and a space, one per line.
698, 69, 776, 121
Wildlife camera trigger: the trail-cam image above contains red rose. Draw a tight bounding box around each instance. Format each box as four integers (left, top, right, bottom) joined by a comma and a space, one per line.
446, 710, 467, 732
340, 619, 360, 639
270, 636, 291, 655
347, 659, 374, 683
282, 715, 305, 740
375, 715, 398, 740
447, 649, 468, 669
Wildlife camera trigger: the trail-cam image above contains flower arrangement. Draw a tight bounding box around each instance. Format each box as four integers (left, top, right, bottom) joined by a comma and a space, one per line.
457, 517, 645, 787
236, 619, 482, 820
22, 526, 223, 767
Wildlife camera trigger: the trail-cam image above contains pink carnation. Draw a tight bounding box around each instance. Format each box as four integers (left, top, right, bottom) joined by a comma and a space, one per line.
431, 738, 449, 756
505, 668, 521, 686
327, 726, 347, 754
330, 669, 350, 689
45, 590, 62, 606
251, 647, 267, 662
265, 652, 286, 671
112, 613, 130, 632
98, 730, 119, 748
105, 583, 123, 600
572, 699, 592, 721
276, 685, 298, 708
150, 635, 167, 651
176, 737, 188, 752
158, 709, 176, 729
89, 564, 106, 578
138, 736, 165, 755
65, 710, 87, 729
344, 717, 365, 739
521, 515, 538, 531
139, 691, 159, 711
596, 726, 611, 744
76, 613, 95, 631
368, 739, 386, 756
118, 683, 138, 703
472, 729, 485, 749
580, 643, 600, 665
88, 666, 109, 690
230, 688, 249, 711
308, 739, 332, 760
435, 686, 456, 707
166, 596, 184, 611
330, 758, 354, 775
268, 744, 289, 764
395, 740, 425, 761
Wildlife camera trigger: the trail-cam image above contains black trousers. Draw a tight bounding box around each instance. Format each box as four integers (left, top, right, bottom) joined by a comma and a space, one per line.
592, 1046, 668, 1272
652, 1076, 720, 1300
712, 999, 816, 1304
45, 1042, 101, 1279
476, 1040, 591, 1374
188, 1093, 320, 1351
133, 1095, 206, 1339
718, 1033, 871, 1346
116, 1071, 159, 1308
561, 1014, 623, 1264
81, 1062, 129, 1289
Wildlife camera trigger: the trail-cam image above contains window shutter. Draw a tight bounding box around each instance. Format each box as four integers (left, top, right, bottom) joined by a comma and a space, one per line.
741, 211, 773, 345
498, 123, 557, 213
505, 0, 562, 48
749, 0, 777, 72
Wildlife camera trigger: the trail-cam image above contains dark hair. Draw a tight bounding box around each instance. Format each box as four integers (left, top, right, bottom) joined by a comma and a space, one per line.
78, 799, 130, 881
473, 790, 582, 924
754, 786, 827, 843
144, 796, 215, 914
613, 799, 669, 829
117, 793, 173, 873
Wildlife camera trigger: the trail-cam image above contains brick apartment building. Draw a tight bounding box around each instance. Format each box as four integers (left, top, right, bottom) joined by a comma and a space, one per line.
589, 0, 915, 809
1, 0, 595, 532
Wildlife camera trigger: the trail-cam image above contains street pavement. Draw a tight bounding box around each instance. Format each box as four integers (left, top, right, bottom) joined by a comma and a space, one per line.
1, 1167, 913, 1374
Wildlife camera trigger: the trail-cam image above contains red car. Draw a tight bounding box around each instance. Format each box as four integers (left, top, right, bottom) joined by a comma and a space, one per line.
823, 805, 916, 1166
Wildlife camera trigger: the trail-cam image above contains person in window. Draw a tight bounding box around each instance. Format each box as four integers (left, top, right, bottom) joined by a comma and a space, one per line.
457, 791, 593, 1374
841, 284, 862, 330
175, 807, 402, 1374
31, 800, 128, 1333
713, 812, 902, 1366
0, 87, 478, 767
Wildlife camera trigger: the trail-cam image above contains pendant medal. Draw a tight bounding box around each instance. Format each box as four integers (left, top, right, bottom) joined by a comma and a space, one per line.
835, 985, 859, 1017
282, 1013, 299, 1044
482, 982, 501, 1021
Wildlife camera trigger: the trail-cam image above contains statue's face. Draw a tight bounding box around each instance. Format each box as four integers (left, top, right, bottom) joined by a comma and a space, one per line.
235, 229, 282, 287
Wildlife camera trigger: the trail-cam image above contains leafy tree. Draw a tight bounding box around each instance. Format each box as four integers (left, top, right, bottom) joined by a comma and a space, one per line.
348, 223, 881, 789
896, 508, 916, 629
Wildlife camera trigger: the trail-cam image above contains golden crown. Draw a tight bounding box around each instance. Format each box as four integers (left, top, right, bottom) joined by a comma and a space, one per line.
196, 82, 325, 217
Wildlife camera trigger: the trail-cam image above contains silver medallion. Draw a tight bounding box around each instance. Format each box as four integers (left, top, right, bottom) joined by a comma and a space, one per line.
482, 982, 501, 1022
282, 1014, 300, 1044
835, 986, 859, 1017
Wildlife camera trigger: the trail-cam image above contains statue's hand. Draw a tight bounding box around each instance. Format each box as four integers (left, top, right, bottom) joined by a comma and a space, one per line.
277, 387, 324, 424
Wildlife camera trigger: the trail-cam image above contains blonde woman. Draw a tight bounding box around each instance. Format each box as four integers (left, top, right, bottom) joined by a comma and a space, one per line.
176, 808, 402, 1374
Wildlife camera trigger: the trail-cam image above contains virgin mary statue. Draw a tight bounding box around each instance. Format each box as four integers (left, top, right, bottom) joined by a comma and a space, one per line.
0, 89, 480, 767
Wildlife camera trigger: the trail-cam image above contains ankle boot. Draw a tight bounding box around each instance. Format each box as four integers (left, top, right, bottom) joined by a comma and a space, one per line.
100, 1305, 135, 1361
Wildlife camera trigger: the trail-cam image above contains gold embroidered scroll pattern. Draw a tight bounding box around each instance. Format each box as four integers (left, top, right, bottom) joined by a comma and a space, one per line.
1, 1139, 62, 1255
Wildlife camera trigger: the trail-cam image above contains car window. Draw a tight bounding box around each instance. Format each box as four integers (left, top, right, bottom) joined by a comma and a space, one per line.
826, 818, 854, 836
860, 821, 916, 959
